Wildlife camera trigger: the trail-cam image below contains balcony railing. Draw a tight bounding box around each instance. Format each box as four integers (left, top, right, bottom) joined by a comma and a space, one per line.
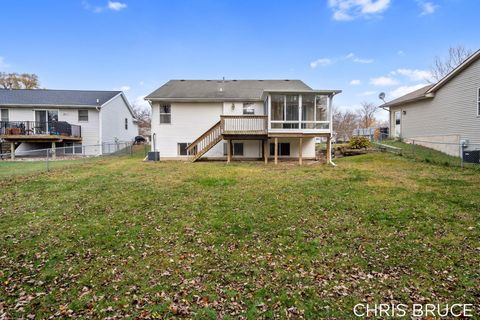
220, 115, 268, 135
0, 121, 81, 138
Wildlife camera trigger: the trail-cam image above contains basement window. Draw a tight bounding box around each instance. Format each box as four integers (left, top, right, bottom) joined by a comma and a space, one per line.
178, 143, 190, 156
160, 104, 171, 124
223, 142, 244, 156
270, 143, 290, 156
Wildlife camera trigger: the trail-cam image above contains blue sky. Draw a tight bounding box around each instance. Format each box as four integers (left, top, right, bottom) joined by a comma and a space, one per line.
0, 0, 478, 119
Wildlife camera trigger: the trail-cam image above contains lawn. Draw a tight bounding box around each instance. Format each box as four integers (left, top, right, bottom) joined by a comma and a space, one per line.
0, 152, 479, 319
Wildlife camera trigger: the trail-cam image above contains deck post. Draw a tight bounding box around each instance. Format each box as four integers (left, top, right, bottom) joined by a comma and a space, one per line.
274, 137, 278, 165
51, 142, 56, 160
227, 139, 232, 163
263, 139, 268, 164
326, 135, 331, 163
10, 142, 15, 160
299, 137, 303, 165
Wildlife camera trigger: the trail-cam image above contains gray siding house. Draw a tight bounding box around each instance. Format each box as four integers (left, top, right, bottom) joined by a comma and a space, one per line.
381, 49, 480, 156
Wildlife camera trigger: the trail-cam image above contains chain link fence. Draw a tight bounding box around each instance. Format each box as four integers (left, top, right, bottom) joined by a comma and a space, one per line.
0, 141, 148, 177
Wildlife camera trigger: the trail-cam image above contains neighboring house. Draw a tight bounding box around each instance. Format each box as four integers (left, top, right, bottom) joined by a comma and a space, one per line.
0, 89, 138, 157
381, 49, 480, 156
145, 80, 341, 163
352, 127, 389, 141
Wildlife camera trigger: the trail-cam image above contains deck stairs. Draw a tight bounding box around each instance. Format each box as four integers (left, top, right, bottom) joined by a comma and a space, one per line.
186, 121, 223, 162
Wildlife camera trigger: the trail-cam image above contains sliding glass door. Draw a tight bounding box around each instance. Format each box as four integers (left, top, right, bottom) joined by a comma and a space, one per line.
34, 110, 58, 134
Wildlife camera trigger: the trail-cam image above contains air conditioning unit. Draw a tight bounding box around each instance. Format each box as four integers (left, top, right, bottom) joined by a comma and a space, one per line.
463, 150, 480, 164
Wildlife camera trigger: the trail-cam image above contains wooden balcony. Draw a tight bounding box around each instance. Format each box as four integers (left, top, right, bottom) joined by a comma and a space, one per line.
0, 121, 82, 142
220, 115, 268, 137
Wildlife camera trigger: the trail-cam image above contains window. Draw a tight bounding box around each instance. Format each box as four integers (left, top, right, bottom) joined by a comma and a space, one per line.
223, 142, 244, 156
178, 143, 190, 156
65, 142, 83, 154
395, 111, 401, 125
1, 109, 8, 122
270, 143, 290, 156
160, 104, 171, 124
78, 110, 89, 122
243, 103, 255, 115
125, 118, 128, 130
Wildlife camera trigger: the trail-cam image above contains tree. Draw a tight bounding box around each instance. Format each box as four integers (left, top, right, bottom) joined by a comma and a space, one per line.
430, 45, 473, 82
356, 102, 378, 129
132, 103, 151, 137
333, 107, 359, 142
0, 72, 40, 89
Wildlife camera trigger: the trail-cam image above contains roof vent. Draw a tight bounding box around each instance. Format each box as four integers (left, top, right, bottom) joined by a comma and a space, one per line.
180, 80, 185, 81
284, 79, 290, 81
96, 98, 100, 104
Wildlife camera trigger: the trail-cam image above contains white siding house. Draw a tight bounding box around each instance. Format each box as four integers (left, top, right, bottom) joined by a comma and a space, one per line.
146, 80, 340, 163
0, 89, 138, 157
382, 49, 480, 157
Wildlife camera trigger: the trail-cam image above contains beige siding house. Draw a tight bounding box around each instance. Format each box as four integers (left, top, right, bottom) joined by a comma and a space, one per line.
146, 80, 341, 163
381, 49, 480, 157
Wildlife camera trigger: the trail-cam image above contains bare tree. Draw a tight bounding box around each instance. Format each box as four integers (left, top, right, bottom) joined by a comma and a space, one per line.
356, 102, 378, 129
132, 103, 151, 137
0, 72, 40, 89
333, 107, 359, 142
430, 45, 473, 82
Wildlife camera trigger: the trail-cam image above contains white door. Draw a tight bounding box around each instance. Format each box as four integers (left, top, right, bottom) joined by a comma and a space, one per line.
394, 111, 401, 138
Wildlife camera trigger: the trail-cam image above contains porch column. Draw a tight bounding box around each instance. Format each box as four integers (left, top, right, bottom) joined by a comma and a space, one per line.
263, 139, 268, 164
10, 142, 15, 160
326, 135, 332, 163
51, 142, 56, 160
274, 137, 278, 165
227, 139, 232, 163
298, 137, 303, 165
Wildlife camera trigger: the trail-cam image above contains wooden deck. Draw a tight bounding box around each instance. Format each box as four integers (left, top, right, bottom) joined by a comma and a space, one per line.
0, 134, 82, 142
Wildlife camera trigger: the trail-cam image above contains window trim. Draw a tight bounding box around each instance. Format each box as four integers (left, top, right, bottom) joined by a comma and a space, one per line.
160, 104, 171, 124
78, 109, 89, 122
477, 87, 480, 117
0, 108, 9, 122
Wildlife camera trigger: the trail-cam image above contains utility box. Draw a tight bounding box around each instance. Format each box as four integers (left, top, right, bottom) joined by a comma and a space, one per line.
463, 150, 480, 164
147, 151, 160, 161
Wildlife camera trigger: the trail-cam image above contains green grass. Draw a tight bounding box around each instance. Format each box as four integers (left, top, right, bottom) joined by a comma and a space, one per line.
0, 159, 83, 177
0, 152, 479, 319
381, 140, 469, 167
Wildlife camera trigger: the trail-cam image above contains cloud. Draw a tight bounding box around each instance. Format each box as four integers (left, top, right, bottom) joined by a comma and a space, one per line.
0, 56, 10, 69
397, 50, 405, 56
328, 0, 391, 21
108, 1, 127, 11
133, 95, 151, 110
82, 1, 127, 13
353, 57, 374, 64
390, 84, 428, 99
395, 68, 433, 82
418, 1, 438, 16
350, 79, 361, 85
370, 76, 398, 86
310, 58, 333, 68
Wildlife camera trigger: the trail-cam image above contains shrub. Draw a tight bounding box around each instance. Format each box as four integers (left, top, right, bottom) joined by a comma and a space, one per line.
348, 136, 371, 149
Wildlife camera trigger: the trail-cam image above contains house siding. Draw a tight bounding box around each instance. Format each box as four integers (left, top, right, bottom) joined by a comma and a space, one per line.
390, 57, 480, 155
100, 94, 139, 145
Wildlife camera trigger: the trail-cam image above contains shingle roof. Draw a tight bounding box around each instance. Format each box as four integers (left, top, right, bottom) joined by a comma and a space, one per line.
145, 80, 325, 101
380, 84, 434, 108
0, 89, 121, 107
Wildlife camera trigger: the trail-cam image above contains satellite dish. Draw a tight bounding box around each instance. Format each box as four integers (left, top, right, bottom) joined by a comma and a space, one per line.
378, 92, 386, 101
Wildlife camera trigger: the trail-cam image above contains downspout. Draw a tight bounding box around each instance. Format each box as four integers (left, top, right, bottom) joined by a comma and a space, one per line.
328, 93, 336, 167
96, 101, 102, 155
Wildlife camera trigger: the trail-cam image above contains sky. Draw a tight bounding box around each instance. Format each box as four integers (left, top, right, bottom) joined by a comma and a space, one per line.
0, 0, 479, 119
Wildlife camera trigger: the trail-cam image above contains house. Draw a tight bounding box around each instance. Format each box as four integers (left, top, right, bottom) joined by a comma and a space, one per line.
380, 49, 480, 157
0, 89, 138, 158
145, 80, 341, 163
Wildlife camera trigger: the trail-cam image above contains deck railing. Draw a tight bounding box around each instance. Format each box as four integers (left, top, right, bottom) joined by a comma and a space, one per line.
220, 115, 268, 135
0, 121, 81, 138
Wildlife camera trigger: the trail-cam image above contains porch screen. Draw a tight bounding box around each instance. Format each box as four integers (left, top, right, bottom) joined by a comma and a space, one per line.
271, 95, 284, 128
302, 94, 315, 129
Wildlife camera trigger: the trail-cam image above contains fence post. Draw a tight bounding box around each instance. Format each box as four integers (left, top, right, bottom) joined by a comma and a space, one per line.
46, 149, 50, 172
412, 140, 415, 159
460, 143, 464, 168
83, 145, 86, 163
